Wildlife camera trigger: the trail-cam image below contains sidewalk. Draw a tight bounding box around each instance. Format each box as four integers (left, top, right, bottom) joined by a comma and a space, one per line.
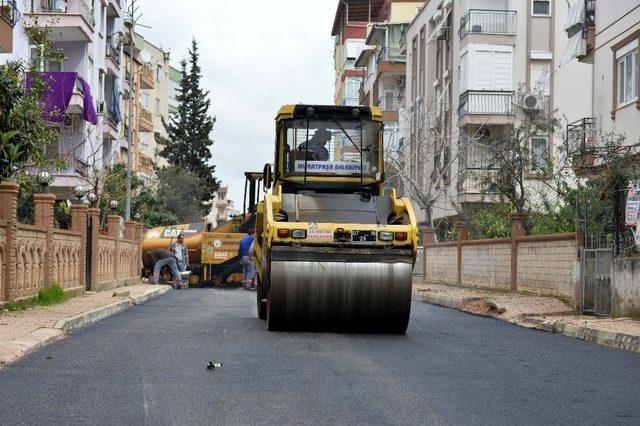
0, 283, 170, 367
412, 279, 640, 354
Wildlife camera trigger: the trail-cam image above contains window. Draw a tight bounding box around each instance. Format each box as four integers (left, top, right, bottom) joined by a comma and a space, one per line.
532, 1, 551, 16
411, 36, 418, 100
156, 64, 163, 82
617, 49, 638, 106
343, 77, 360, 106
531, 60, 551, 95
155, 98, 161, 114
140, 92, 149, 109
383, 91, 396, 111
530, 136, 550, 171
461, 45, 513, 91
419, 26, 426, 97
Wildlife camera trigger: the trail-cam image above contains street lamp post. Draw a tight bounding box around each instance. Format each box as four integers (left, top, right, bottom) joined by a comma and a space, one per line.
73, 185, 87, 204
37, 170, 52, 193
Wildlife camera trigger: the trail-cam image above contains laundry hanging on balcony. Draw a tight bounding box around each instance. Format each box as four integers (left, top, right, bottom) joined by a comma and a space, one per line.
111, 80, 122, 123
77, 76, 98, 125
25, 72, 98, 125
560, 0, 587, 66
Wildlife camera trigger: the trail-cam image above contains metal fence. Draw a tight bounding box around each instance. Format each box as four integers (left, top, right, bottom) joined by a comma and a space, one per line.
459, 9, 517, 39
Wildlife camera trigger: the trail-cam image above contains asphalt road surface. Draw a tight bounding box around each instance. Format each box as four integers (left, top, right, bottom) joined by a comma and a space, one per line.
1, 288, 640, 425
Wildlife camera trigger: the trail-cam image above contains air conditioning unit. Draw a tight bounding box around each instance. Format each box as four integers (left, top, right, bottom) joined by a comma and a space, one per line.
522, 94, 544, 112
96, 101, 106, 114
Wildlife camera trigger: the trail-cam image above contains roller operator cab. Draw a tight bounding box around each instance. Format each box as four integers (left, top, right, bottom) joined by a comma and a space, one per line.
254, 105, 418, 333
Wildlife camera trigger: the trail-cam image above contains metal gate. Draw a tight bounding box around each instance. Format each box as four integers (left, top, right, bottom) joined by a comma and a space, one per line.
580, 247, 612, 316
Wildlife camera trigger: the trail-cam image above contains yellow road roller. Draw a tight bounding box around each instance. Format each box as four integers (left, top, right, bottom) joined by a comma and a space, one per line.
253, 104, 418, 333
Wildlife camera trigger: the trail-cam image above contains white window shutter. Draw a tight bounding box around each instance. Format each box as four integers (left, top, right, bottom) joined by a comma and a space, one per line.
475, 50, 493, 89
493, 52, 512, 90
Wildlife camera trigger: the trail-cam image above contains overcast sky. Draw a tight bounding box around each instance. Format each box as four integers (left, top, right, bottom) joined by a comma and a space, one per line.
138, 0, 336, 210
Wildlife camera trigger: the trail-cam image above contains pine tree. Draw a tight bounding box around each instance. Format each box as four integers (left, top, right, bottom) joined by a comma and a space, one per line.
156, 38, 219, 213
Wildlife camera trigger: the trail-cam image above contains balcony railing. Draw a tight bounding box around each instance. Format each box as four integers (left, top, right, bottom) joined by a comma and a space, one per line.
459, 9, 517, 39
34, 0, 95, 27
458, 90, 513, 117
566, 117, 596, 154
1, 0, 21, 27
106, 37, 120, 65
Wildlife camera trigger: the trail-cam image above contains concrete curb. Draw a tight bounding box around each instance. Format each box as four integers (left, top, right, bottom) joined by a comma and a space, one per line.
412, 290, 476, 310
0, 286, 171, 367
54, 299, 133, 334
524, 318, 640, 353
412, 290, 640, 354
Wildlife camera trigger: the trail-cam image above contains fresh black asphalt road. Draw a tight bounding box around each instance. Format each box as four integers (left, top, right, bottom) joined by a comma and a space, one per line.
1, 288, 640, 425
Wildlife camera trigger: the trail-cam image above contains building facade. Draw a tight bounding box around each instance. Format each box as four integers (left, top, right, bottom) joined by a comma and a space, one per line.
403, 0, 593, 225
1, 0, 126, 198
332, 0, 424, 107
564, 0, 639, 157
168, 65, 181, 114
206, 186, 238, 229
135, 35, 170, 183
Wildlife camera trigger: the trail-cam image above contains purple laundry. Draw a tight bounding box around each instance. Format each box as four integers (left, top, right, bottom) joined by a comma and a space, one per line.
26, 72, 98, 125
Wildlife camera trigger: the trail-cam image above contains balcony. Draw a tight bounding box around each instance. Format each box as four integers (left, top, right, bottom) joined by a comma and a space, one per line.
458, 90, 514, 124
107, 0, 122, 18
1, 0, 20, 25
459, 9, 517, 39
25, 0, 95, 42
140, 65, 154, 90
138, 107, 153, 132
105, 37, 121, 74
0, 0, 20, 53
567, 117, 597, 176
138, 153, 154, 176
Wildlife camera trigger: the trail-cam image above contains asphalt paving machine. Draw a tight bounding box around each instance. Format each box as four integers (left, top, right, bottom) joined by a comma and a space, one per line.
142, 172, 263, 286
253, 105, 418, 333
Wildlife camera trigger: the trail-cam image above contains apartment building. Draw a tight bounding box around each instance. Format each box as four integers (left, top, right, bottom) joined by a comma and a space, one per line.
135, 35, 170, 182
205, 187, 238, 228
332, 0, 424, 106
403, 0, 592, 225
564, 0, 639, 162
168, 65, 181, 114
0, 0, 19, 53
1, 0, 125, 198
121, 32, 156, 183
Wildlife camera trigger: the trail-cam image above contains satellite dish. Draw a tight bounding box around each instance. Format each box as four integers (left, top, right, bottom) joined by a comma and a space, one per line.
140, 50, 152, 64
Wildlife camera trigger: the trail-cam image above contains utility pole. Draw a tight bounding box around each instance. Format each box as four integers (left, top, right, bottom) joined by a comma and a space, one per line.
123, 0, 146, 220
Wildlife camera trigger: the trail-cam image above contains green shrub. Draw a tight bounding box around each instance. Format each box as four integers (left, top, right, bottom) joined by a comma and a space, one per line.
37, 284, 66, 306
2, 284, 66, 313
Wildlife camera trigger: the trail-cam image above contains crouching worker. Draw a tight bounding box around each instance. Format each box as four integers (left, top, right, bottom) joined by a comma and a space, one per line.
149, 249, 181, 284
238, 229, 256, 290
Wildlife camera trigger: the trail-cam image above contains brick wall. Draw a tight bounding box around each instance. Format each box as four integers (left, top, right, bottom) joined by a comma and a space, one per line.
424, 244, 458, 285
421, 214, 580, 305
461, 242, 512, 290
517, 239, 578, 299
